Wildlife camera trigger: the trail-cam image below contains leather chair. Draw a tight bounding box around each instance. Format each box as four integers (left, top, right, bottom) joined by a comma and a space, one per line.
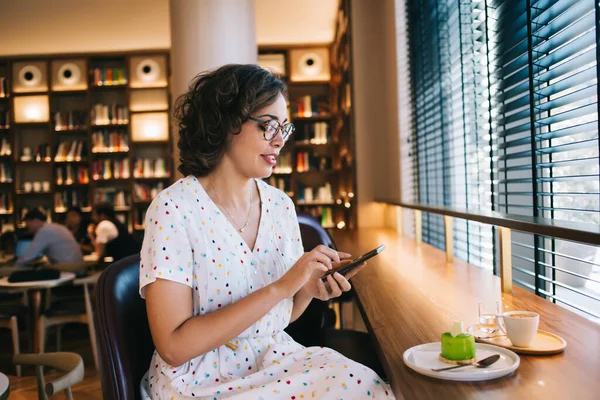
296, 212, 355, 328
95, 254, 153, 400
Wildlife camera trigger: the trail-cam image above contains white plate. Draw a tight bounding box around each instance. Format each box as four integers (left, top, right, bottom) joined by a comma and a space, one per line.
403, 342, 520, 382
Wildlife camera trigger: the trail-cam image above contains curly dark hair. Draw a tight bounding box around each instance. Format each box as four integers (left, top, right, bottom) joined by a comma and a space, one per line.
175, 64, 286, 177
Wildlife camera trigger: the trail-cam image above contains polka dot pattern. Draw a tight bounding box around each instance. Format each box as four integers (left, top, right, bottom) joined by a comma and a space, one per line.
139, 175, 393, 399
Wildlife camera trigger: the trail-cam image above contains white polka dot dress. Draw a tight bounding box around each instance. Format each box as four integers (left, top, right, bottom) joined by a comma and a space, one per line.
139, 175, 393, 399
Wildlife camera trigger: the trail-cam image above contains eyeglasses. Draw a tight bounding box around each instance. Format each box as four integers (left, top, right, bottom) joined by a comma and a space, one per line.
249, 117, 295, 142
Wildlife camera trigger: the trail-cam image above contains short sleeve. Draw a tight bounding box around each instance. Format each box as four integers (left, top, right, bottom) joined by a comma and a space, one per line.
95, 221, 118, 244
139, 195, 194, 299
283, 194, 304, 264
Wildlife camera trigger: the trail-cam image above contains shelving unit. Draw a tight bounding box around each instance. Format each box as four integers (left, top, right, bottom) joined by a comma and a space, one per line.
258, 0, 356, 230
0, 51, 173, 235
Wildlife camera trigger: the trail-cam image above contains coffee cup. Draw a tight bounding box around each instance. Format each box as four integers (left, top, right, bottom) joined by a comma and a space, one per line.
23, 182, 32, 193
496, 311, 539, 347
32, 181, 42, 192
42, 181, 50, 192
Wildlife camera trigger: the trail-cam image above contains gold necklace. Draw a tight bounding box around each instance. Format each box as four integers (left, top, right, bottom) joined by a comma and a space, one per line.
211, 179, 254, 233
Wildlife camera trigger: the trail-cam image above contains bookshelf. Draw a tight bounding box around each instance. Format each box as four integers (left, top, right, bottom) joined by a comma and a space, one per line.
0, 51, 173, 236
259, 0, 357, 230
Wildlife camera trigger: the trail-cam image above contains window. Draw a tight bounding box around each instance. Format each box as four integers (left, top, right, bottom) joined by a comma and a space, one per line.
400, 0, 600, 322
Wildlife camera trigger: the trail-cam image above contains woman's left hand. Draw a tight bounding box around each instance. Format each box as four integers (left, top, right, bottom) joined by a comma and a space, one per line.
301, 259, 367, 301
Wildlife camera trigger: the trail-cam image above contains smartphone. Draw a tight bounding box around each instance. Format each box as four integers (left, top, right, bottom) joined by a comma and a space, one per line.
320, 244, 385, 282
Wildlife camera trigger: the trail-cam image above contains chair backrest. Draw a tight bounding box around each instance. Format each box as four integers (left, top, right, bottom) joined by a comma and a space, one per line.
296, 212, 337, 251
284, 212, 337, 346
95, 254, 154, 400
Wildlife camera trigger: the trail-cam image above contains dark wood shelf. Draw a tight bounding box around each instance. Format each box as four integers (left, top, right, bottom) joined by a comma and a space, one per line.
91, 150, 129, 156
54, 159, 89, 164
133, 199, 152, 204
91, 123, 128, 129
129, 84, 168, 90
296, 169, 339, 175
12, 90, 48, 96
133, 176, 171, 181
17, 160, 53, 165
292, 115, 333, 121
90, 84, 128, 91
129, 109, 169, 114
50, 89, 88, 95
93, 178, 131, 183
17, 191, 52, 195
288, 81, 331, 87
296, 201, 336, 206
12, 122, 49, 128
55, 183, 89, 188
294, 141, 333, 148
54, 128, 88, 133
132, 140, 169, 145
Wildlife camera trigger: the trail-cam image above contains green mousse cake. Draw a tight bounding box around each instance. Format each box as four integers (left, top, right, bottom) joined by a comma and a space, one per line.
439, 321, 476, 365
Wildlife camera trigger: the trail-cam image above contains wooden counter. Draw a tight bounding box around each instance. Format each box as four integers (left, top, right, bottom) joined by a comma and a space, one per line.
332, 229, 600, 400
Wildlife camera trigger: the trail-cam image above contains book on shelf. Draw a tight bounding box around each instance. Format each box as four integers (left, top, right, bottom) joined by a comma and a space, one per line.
133, 158, 170, 179
0, 164, 12, 183
0, 138, 11, 156
55, 140, 86, 162
91, 104, 129, 126
54, 191, 89, 212
295, 122, 329, 144
56, 165, 89, 185
53, 111, 88, 131
92, 67, 128, 86
0, 193, 11, 213
94, 188, 129, 208
266, 176, 290, 194
20, 144, 52, 162
297, 183, 334, 204
292, 96, 330, 118
0, 109, 9, 129
92, 130, 129, 153
272, 152, 292, 174
295, 152, 332, 173
92, 158, 130, 180
0, 77, 7, 98
134, 182, 165, 201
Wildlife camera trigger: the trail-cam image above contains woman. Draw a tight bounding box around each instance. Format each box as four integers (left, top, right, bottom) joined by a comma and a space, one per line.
140, 64, 393, 399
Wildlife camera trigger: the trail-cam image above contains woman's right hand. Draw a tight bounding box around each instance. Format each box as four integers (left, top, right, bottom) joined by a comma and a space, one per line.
275, 245, 350, 298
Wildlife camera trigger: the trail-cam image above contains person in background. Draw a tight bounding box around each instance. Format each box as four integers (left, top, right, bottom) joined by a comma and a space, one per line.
64, 206, 94, 255
16, 208, 83, 266
88, 202, 140, 262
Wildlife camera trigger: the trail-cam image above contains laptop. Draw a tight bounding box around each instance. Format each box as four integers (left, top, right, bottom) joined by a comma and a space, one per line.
14, 239, 32, 258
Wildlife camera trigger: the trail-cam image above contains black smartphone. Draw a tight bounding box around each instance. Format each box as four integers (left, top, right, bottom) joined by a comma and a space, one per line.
321, 244, 385, 282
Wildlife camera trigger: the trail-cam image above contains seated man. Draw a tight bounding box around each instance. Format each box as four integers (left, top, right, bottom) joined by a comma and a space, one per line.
16, 209, 83, 266
89, 203, 140, 262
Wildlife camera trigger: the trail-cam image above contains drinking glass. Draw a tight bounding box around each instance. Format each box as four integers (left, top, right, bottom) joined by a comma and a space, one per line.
478, 301, 501, 332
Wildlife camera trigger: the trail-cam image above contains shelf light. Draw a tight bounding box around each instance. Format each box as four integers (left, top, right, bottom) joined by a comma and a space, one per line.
337, 221, 346, 229
131, 112, 169, 142
14, 95, 49, 123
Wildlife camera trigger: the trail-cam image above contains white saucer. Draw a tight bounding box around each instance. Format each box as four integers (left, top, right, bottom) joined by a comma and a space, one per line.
403, 342, 520, 382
